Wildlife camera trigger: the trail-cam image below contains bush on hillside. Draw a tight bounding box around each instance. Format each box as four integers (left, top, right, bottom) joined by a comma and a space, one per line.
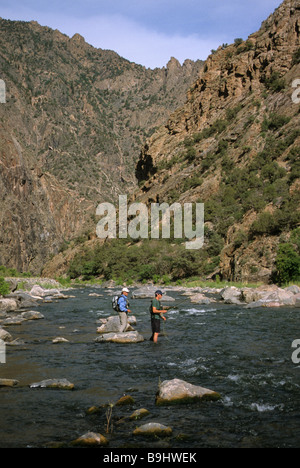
0, 277, 10, 296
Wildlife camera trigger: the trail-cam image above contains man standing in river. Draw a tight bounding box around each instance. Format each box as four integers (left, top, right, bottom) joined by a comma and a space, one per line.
118, 287, 132, 332
150, 290, 168, 343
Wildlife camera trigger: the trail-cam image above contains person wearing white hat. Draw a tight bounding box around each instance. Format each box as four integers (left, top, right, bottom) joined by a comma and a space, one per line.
118, 287, 131, 332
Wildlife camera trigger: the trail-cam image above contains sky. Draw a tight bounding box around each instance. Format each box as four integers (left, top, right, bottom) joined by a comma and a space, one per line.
0, 0, 283, 68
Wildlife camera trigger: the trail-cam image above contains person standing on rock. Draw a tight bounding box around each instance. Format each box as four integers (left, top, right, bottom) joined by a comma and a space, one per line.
118, 287, 131, 332
150, 290, 168, 343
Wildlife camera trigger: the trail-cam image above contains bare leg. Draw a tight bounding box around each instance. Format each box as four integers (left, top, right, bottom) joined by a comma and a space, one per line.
153, 332, 159, 343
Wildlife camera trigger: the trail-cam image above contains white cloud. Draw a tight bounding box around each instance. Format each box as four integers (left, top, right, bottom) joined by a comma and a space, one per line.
0, 7, 221, 68
76, 15, 220, 68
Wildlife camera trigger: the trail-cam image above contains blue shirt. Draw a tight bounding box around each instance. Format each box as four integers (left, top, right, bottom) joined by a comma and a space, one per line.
118, 294, 128, 313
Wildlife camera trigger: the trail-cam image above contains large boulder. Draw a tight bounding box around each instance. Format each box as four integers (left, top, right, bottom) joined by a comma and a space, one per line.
132, 287, 175, 301
6, 291, 42, 308
29, 285, 62, 298
0, 327, 13, 342
95, 331, 144, 344
0, 298, 18, 312
220, 287, 243, 304
96, 315, 135, 334
244, 285, 297, 308
156, 378, 221, 405
189, 293, 212, 304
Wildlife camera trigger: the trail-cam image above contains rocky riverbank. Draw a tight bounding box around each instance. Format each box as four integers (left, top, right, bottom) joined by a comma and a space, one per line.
0, 278, 73, 346
128, 283, 300, 308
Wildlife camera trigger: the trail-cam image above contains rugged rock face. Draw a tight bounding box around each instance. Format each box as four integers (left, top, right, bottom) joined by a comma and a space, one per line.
134, 0, 300, 283
0, 18, 203, 273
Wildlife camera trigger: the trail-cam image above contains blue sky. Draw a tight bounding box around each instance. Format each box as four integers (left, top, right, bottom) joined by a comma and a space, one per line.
1, 0, 283, 68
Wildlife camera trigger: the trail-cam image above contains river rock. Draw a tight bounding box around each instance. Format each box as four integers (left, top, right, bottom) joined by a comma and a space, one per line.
130, 408, 150, 420
96, 315, 135, 334
132, 287, 175, 301
115, 395, 135, 406
0, 327, 13, 342
189, 293, 212, 304
72, 432, 108, 446
156, 378, 221, 405
0, 378, 19, 387
294, 293, 300, 307
1, 315, 26, 325
95, 331, 144, 343
244, 285, 296, 308
285, 285, 300, 294
0, 298, 18, 312
21, 310, 44, 320
6, 291, 43, 308
30, 285, 60, 297
30, 378, 74, 390
220, 287, 243, 304
133, 422, 172, 437
52, 337, 69, 343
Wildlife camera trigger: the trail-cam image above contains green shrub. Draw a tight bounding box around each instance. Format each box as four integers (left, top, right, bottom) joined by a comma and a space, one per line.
249, 212, 279, 237
0, 277, 10, 296
264, 72, 286, 92
274, 243, 300, 284
261, 114, 290, 132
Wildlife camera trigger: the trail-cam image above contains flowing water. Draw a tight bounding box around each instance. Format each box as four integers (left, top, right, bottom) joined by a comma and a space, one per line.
0, 286, 299, 448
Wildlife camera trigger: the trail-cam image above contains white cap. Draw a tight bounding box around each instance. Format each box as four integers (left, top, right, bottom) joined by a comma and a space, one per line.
122, 287, 129, 293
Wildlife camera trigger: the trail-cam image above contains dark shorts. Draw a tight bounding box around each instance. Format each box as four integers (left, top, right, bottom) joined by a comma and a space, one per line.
151, 316, 161, 334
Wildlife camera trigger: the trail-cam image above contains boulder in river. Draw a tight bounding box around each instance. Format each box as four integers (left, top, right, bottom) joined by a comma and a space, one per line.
0, 327, 13, 342
0, 378, 19, 387
130, 408, 150, 420
115, 395, 135, 406
30, 378, 74, 390
132, 287, 175, 301
156, 378, 221, 405
189, 293, 212, 304
95, 331, 144, 344
244, 285, 297, 308
96, 315, 135, 334
21, 311, 44, 320
71, 431, 108, 446
133, 422, 172, 437
220, 286, 243, 304
0, 298, 18, 312
52, 337, 69, 344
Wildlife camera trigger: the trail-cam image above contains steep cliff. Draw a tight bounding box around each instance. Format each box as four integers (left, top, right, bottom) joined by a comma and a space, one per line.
0, 18, 203, 272
134, 0, 300, 283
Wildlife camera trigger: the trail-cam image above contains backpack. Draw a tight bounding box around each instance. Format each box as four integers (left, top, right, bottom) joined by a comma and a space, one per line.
112, 295, 121, 312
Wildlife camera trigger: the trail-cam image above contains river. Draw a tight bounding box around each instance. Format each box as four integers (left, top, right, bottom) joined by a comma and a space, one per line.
0, 286, 299, 448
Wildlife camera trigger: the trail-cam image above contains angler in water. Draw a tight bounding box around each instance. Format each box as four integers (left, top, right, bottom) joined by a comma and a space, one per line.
150, 290, 169, 343
117, 287, 132, 332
